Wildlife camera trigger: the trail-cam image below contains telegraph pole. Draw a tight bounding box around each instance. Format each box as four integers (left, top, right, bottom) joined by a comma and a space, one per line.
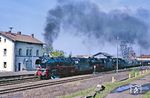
116, 37, 119, 73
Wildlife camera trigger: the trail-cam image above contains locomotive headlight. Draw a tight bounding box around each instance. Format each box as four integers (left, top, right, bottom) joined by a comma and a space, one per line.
42, 72, 45, 76
42, 69, 46, 76
75, 61, 79, 64
94, 65, 96, 69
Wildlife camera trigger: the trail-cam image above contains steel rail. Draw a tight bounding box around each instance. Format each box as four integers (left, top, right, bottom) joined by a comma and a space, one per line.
0, 76, 38, 86
0, 69, 130, 95
1, 65, 147, 95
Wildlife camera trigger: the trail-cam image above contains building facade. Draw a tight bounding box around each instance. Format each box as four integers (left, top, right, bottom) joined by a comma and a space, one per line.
0, 32, 43, 71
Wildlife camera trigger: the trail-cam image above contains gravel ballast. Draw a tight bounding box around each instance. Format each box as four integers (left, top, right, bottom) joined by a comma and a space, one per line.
0, 71, 129, 98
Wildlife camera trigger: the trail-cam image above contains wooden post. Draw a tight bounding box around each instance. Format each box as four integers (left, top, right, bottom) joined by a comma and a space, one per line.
134, 72, 137, 77
112, 76, 116, 83
128, 73, 131, 79
146, 69, 148, 73
139, 71, 142, 75
143, 70, 145, 74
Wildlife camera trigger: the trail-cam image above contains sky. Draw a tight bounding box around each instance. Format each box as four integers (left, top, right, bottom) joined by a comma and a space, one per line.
0, 0, 57, 40
0, 0, 150, 56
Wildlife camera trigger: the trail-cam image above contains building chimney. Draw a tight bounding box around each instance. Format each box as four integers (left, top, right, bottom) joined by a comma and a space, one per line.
31, 34, 34, 38
9, 27, 13, 32
17, 31, 21, 35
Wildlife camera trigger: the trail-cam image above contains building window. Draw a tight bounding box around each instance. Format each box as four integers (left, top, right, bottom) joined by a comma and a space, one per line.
29, 49, 32, 56
18, 63, 21, 71
4, 39, 6, 42
19, 48, 22, 56
36, 50, 39, 56
4, 49, 7, 56
26, 49, 29, 56
4, 62, 7, 68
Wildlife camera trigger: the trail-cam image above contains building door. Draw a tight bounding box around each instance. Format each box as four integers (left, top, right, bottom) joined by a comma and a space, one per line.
26, 60, 32, 71
18, 63, 21, 71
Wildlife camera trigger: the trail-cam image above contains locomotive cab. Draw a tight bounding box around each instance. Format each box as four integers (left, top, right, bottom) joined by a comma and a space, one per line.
35, 59, 42, 68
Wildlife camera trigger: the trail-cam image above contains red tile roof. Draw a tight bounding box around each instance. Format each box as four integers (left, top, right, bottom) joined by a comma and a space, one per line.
0, 32, 43, 45
139, 55, 150, 58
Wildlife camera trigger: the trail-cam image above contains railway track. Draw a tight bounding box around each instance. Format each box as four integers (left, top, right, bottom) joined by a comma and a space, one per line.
0, 69, 126, 87
0, 71, 38, 86
0, 75, 38, 86
0, 66, 148, 95
0, 69, 130, 95
0, 75, 93, 95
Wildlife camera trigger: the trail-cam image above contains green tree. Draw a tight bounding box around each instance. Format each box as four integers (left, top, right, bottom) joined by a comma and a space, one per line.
50, 50, 65, 57
42, 45, 65, 57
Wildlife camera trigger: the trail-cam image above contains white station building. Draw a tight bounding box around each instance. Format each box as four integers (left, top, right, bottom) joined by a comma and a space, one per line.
0, 31, 43, 72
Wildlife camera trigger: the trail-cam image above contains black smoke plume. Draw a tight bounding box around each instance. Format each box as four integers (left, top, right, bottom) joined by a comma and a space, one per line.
44, 0, 149, 49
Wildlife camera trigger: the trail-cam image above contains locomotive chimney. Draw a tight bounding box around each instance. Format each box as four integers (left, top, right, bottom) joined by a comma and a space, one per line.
17, 31, 21, 35
9, 27, 13, 32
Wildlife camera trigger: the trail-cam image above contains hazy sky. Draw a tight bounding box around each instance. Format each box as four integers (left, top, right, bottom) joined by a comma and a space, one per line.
0, 0, 150, 56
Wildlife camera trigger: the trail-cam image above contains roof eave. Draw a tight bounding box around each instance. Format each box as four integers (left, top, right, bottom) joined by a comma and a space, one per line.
15, 40, 43, 45
0, 33, 16, 42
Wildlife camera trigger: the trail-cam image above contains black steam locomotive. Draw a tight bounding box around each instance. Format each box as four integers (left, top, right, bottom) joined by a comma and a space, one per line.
35, 56, 104, 79
35, 52, 140, 79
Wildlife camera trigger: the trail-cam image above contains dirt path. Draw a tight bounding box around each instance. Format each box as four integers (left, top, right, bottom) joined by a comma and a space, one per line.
105, 75, 150, 98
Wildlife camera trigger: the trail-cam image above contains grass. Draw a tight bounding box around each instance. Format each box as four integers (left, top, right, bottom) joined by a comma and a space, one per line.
59, 69, 150, 98
143, 91, 150, 98
129, 68, 140, 77
95, 75, 143, 98
95, 69, 150, 98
